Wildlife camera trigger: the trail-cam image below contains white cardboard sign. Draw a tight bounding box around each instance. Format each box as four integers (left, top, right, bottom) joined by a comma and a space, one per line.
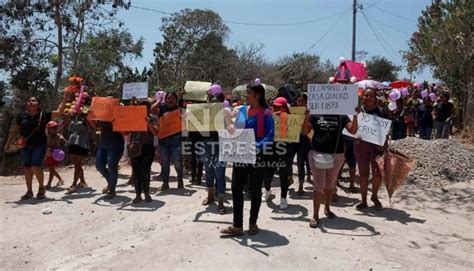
218, 129, 256, 164
307, 84, 358, 115
122, 82, 149, 100
343, 113, 392, 146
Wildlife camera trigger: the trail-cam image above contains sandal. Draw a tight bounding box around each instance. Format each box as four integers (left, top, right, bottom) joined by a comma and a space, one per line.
325, 209, 336, 219
45, 184, 51, 189
66, 185, 77, 194
177, 179, 184, 189
157, 183, 169, 192
218, 205, 226, 215
220, 226, 243, 236
36, 187, 46, 199
144, 194, 152, 202
371, 196, 383, 210
309, 218, 319, 228
101, 187, 110, 194
248, 224, 259, 235
202, 197, 214, 206
356, 202, 368, 210
105, 191, 116, 199
20, 192, 34, 201
56, 180, 64, 186
132, 196, 142, 204
77, 182, 88, 188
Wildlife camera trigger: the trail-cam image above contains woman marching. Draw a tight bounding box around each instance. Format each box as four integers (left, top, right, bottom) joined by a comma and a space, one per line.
128, 100, 160, 203
200, 84, 233, 214
4, 95, 66, 200
221, 84, 274, 236
355, 88, 387, 210
303, 106, 359, 228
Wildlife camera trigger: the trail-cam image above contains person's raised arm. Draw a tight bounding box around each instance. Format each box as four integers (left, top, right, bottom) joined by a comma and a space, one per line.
51, 92, 69, 119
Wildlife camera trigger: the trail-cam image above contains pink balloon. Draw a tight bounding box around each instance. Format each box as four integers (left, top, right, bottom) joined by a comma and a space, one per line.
388, 91, 399, 102
255, 78, 261, 85
52, 149, 65, 162
209, 84, 222, 96
401, 88, 409, 96
421, 90, 429, 98
429, 92, 437, 101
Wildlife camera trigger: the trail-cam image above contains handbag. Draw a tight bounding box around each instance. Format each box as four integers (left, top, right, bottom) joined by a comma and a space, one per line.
313, 116, 341, 169
16, 112, 43, 150
127, 131, 144, 159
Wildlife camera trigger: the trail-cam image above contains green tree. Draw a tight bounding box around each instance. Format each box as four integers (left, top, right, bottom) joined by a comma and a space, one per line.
365, 55, 400, 82
404, 0, 473, 128
71, 29, 144, 95
0, 0, 130, 93
152, 9, 230, 90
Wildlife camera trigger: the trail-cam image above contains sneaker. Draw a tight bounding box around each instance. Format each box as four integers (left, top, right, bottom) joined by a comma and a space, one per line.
262, 189, 271, 202
280, 198, 288, 210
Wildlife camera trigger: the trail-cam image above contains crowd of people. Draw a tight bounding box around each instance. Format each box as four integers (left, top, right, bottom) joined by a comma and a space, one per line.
4, 79, 453, 235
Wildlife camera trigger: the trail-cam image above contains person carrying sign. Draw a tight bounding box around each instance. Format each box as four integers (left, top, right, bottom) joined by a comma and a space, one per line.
354, 88, 389, 211
302, 106, 359, 228
220, 84, 274, 236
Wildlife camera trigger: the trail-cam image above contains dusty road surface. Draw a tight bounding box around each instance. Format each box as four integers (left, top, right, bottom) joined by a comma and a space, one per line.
0, 163, 473, 270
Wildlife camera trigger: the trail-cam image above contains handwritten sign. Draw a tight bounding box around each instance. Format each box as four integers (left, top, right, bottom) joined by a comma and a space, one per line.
186, 103, 224, 132
159, 109, 183, 139
89, 97, 118, 121
218, 129, 256, 164
122, 82, 148, 100
183, 81, 211, 101
289, 106, 306, 115
307, 84, 358, 115
343, 113, 392, 146
112, 106, 147, 132
274, 114, 304, 142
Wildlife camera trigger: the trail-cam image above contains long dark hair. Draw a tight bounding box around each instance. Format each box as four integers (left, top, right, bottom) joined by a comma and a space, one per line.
247, 84, 267, 108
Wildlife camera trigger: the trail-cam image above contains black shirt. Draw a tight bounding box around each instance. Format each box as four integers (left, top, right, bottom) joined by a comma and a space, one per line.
16, 111, 52, 147
309, 115, 350, 154
99, 122, 124, 150
435, 102, 453, 122
417, 104, 434, 128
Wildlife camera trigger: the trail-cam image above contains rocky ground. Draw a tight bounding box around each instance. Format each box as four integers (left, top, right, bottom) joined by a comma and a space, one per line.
0, 157, 473, 270
391, 138, 474, 187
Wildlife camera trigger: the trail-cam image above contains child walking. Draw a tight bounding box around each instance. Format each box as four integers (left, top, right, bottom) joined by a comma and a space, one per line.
45, 121, 66, 188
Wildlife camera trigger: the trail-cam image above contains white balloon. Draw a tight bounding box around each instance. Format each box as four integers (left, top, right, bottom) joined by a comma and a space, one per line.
339, 57, 346, 63
388, 102, 397, 111
329, 76, 335, 83
350, 76, 357, 83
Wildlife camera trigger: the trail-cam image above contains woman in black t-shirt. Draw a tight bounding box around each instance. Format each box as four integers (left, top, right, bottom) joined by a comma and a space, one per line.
302, 109, 358, 228
5, 95, 66, 200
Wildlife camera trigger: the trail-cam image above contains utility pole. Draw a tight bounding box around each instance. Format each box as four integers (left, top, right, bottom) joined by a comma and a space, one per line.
352, 0, 357, 61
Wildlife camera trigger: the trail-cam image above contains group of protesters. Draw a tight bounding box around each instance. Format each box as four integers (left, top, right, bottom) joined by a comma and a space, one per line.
4, 78, 452, 235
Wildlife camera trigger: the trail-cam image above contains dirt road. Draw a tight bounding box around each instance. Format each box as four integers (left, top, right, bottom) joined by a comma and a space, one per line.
1, 164, 473, 270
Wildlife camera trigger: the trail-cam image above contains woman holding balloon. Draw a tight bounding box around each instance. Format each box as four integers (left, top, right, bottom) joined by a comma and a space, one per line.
45, 121, 66, 188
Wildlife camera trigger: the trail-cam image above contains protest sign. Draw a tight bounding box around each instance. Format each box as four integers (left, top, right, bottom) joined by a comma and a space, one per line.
186, 103, 224, 132
112, 106, 147, 132
89, 97, 118, 121
183, 81, 211, 101
122, 82, 148, 100
289, 106, 306, 115
218, 129, 256, 164
307, 84, 358, 115
274, 113, 304, 142
343, 113, 392, 146
159, 109, 182, 139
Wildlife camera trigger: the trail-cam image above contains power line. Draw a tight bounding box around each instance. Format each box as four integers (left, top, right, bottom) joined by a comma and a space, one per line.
369, 16, 411, 35
362, 0, 382, 10
373, 6, 417, 23
361, 10, 402, 65
130, 5, 351, 27
305, 11, 348, 53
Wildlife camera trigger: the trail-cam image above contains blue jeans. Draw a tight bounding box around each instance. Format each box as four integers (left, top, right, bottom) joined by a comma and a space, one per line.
434, 121, 450, 139
96, 146, 124, 192
201, 141, 226, 197
419, 127, 433, 140
21, 145, 47, 167
159, 134, 183, 183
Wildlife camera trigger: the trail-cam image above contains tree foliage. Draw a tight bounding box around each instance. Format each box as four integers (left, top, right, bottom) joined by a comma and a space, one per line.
365, 55, 400, 82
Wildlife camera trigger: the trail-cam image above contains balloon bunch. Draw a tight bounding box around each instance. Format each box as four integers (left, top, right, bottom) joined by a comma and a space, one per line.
421, 89, 437, 101
387, 89, 402, 111
63, 76, 89, 115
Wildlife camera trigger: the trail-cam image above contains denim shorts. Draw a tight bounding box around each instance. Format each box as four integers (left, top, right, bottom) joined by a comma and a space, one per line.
20, 145, 47, 167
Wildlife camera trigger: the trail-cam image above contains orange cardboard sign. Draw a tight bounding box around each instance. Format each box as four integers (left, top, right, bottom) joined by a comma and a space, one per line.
112, 105, 148, 132
89, 97, 119, 121
159, 109, 182, 139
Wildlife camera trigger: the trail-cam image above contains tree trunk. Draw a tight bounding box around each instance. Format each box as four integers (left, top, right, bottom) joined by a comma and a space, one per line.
54, 1, 63, 96
463, 79, 474, 131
